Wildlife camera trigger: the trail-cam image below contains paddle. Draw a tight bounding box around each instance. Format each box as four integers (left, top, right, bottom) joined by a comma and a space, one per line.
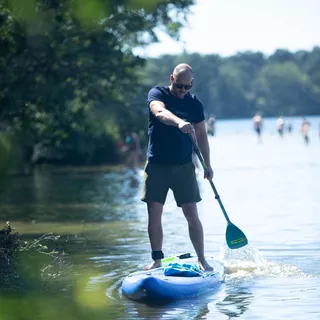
189, 133, 248, 249
162, 252, 193, 264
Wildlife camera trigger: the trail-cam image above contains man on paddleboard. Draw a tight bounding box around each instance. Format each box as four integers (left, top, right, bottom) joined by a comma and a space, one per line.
141, 63, 213, 271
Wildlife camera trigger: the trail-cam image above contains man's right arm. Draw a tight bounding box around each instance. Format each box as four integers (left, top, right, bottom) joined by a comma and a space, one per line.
149, 100, 194, 133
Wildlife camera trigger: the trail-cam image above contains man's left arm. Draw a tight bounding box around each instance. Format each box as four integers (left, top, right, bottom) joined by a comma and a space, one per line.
193, 121, 213, 180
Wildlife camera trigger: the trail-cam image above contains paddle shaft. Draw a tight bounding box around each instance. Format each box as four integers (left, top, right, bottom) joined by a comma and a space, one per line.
189, 134, 231, 224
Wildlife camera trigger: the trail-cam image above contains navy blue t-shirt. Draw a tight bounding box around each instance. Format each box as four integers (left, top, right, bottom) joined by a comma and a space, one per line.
147, 86, 205, 165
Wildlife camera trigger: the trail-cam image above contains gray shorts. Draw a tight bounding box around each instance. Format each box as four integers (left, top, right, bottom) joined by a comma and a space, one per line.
141, 161, 201, 207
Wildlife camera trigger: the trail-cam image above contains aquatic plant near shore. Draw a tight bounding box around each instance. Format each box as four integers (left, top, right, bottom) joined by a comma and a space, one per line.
0, 222, 72, 292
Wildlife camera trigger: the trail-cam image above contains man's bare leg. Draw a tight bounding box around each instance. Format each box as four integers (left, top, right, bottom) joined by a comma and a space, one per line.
181, 202, 213, 271
144, 201, 163, 270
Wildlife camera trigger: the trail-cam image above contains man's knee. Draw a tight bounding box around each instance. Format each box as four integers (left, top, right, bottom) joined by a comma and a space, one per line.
181, 202, 197, 211
181, 203, 200, 223
147, 202, 163, 215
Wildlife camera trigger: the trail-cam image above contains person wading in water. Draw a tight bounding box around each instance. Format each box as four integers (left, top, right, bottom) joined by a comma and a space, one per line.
124, 130, 141, 173
252, 113, 263, 143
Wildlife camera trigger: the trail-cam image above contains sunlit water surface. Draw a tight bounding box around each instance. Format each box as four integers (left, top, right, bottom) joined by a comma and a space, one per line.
0, 116, 319, 319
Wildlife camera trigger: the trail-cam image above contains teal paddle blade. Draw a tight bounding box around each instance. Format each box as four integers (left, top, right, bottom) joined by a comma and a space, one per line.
188, 134, 249, 250
226, 222, 248, 249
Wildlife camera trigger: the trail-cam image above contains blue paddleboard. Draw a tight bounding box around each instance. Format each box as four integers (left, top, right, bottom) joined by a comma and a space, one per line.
121, 255, 225, 301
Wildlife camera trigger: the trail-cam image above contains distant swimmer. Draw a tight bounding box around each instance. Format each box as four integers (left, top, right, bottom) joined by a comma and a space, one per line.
300, 117, 311, 144
124, 130, 141, 173
252, 113, 263, 142
207, 116, 216, 136
276, 116, 285, 137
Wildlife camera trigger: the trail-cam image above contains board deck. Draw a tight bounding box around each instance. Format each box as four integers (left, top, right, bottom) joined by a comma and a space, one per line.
121, 256, 225, 301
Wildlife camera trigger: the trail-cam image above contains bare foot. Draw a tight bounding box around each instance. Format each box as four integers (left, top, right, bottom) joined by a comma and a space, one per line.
143, 260, 162, 270
198, 260, 213, 271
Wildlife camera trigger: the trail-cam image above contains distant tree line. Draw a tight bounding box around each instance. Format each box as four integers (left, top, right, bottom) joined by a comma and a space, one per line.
143, 48, 320, 119
0, 0, 319, 170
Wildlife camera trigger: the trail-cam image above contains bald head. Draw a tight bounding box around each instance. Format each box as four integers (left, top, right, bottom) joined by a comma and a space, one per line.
169, 63, 193, 98
173, 63, 193, 79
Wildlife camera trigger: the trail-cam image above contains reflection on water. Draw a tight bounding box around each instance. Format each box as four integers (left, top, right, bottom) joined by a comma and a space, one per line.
120, 282, 253, 320
216, 285, 254, 318
0, 168, 142, 223
123, 295, 214, 320
0, 117, 320, 319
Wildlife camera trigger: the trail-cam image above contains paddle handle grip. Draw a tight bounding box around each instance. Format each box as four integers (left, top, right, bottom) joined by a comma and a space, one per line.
189, 133, 231, 224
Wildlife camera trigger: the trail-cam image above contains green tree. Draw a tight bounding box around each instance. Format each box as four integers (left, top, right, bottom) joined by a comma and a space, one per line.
143, 48, 320, 118
255, 62, 319, 115
0, 0, 194, 165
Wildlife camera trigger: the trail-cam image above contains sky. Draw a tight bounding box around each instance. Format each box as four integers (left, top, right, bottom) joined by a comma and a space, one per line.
135, 0, 320, 57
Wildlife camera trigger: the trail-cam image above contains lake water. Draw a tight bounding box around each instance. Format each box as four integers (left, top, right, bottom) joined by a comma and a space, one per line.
0, 116, 319, 319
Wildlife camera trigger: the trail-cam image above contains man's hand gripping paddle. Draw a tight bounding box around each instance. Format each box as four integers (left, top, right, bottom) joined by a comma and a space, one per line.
189, 133, 248, 249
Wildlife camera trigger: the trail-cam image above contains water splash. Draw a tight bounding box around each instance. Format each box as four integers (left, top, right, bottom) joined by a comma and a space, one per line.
217, 244, 310, 278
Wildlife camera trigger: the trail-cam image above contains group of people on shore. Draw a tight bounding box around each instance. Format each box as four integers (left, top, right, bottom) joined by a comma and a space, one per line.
252, 114, 315, 144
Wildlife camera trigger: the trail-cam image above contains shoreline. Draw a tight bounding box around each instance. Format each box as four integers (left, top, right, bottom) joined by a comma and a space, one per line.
7, 161, 146, 176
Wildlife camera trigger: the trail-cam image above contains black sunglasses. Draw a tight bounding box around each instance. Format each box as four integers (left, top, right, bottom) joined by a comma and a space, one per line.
173, 81, 193, 90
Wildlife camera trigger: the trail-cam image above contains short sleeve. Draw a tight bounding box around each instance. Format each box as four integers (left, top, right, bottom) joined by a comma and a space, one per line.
147, 87, 164, 106
192, 96, 205, 124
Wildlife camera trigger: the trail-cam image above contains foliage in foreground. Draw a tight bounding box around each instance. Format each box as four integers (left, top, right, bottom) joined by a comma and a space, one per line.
0, 221, 120, 319
0, 0, 194, 166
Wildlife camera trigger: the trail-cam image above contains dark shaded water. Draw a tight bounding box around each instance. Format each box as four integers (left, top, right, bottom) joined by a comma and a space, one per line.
0, 117, 319, 319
